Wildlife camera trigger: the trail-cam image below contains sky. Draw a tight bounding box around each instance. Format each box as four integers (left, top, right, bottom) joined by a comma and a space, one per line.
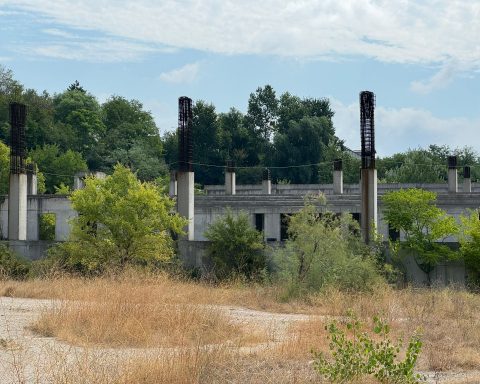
0, 0, 479, 156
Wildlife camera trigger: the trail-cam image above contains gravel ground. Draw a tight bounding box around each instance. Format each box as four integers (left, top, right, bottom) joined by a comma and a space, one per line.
0, 297, 478, 384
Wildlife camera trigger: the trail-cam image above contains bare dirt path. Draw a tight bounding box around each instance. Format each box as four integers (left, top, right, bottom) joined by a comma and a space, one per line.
0, 297, 478, 383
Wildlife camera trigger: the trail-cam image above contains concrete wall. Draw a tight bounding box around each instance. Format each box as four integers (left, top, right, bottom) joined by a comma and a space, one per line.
0, 195, 76, 241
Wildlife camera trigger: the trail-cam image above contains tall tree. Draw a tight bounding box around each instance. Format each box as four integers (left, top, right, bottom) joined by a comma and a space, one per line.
53, 88, 105, 168
246, 85, 278, 142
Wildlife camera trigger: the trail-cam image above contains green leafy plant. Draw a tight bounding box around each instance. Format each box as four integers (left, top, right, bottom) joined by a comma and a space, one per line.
39, 213, 56, 241
205, 208, 265, 280
46, 164, 186, 275
459, 209, 480, 287
274, 198, 384, 297
382, 188, 459, 283
0, 244, 31, 279
313, 314, 424, 384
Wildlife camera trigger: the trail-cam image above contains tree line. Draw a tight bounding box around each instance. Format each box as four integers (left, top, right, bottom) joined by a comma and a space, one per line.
2, 65, 480, 194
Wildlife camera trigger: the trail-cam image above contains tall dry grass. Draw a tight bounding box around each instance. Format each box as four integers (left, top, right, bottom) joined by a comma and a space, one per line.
1, 273, 480, 382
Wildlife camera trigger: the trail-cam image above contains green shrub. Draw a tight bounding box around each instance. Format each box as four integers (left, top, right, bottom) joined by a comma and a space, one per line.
39, 213, 56, 241
40, 165, 186, 276
313, 314, 425, 384
205, 209, 265, 280
0, 244, 31, 279
274, 202, 384, 298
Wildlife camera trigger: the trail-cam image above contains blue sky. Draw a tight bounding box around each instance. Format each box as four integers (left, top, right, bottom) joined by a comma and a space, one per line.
0, 1, 479, 156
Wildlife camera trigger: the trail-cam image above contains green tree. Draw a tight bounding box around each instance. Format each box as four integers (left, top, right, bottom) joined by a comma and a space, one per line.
53, 87, 105, 167
381, 149, 446, 183
273, 116, 334, 183
28, 144, 88, 193
205, 209, 265, 280
192, 101, 223, 185
382, 189, 458, 282
246, 85, 278, 142
100, 96, 162, 175
48, 165, 186, 275
0, 140, 9, 195
459, 210, 480, 286
275, 196, 383, 296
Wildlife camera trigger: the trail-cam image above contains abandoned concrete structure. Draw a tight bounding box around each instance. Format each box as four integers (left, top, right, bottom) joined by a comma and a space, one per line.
1, 96, 477, 285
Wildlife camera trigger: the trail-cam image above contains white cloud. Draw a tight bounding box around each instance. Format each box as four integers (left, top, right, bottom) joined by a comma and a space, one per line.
331, 98, 480, 156
42, 28, 78, 39
1, 0, 479, 70
410, 62, 457, 94
19, 38, 160, 62
159, 62, 200, 84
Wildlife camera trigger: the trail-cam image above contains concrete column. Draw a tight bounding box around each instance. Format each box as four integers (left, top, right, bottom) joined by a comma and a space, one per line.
74, 171, 88, 190
262, 169, 271, 195
177, 171, 194, 240
463, 166, 472, 193
225, 161, 236, 195
264, 212, 281, 242
8, 173, 27, 240
27, 164, 38, 195
360, 168, 377, 244
333, 158, 343, 195
169, 170, 177, 197
447, 155, 458, 193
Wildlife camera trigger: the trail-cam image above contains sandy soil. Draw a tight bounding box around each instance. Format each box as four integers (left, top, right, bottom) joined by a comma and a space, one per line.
0, 297, 478, 383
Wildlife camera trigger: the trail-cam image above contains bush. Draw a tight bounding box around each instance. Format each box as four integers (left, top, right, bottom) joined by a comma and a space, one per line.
313, 314, 424, 384
43, 164, 186, 276
274, 202, 384, 298
205, 209, 265, 280
0, 244, 31, 279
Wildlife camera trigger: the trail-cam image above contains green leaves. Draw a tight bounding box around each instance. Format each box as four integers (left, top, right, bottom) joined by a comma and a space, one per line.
382, 189, 459, 275
51, 164, 186, 274
313, 314, 425, 384
205, 209, 265, 280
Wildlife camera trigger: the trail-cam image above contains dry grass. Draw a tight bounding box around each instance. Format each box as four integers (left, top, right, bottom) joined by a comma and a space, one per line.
1, 274, 480, 383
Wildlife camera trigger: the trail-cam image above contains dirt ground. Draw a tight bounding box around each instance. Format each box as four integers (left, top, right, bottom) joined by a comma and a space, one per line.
0, 297, 479, 384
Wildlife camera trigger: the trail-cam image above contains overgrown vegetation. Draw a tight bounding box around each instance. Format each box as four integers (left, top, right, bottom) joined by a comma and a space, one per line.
313, 314, 425, 383
274, 196, 385, 298
382, 188, 459, 283
459, 210, 480, 287
43, 165, 186, 275
205, 209, 265, 280
0, 244, 30, 279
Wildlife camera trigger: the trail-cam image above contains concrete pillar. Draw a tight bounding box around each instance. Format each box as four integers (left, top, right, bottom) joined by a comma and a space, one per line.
8, 174, 27, 240
262, 169, 272, 195
27, 163, 37, 195
8, 102, 27, 241
169, 170, 177, 197
448, 155, 458, 193
463, 166, 472, 193
333, 158, 343, 195
74, 171, 88, 190
225, 161, 236, 195
177, 171, 194, 240
360, 168, 377, 244
264, 212, 281, 242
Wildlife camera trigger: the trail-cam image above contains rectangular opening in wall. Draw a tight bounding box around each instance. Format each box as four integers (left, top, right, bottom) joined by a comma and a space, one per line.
255, 213, 264, 232
280, 213, 290, 241
39, 213, 56, 241
351, 213, 361, 224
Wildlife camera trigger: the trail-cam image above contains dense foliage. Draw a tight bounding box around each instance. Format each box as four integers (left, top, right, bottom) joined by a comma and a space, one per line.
382, 189, 459, 282
46, 165, 186, 275
313, 314, 424, 384
204, 209, 265, 280
274, 195, 384, 296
